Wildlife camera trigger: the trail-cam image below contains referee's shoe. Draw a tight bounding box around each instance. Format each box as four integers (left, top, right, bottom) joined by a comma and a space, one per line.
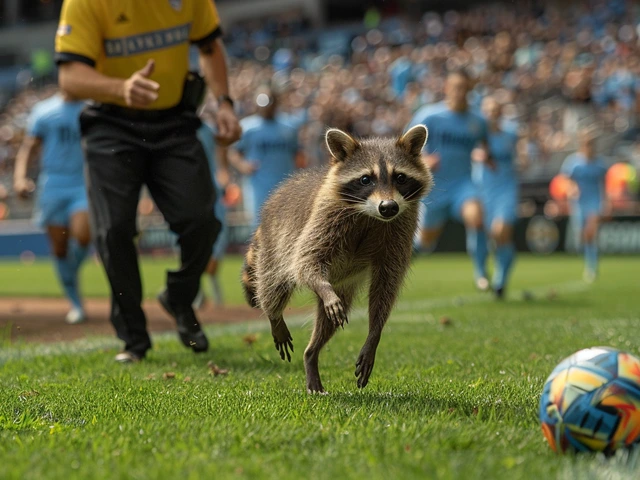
158, 290, 209, 353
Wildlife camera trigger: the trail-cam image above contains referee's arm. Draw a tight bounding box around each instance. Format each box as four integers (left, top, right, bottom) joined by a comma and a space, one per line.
197, 37, 241, 144
58, 61, 159, 108
54, 0, 158, 107
192, 0, 241, 144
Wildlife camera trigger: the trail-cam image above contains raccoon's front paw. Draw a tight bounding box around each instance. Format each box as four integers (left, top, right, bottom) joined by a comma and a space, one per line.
272, 322, 294, 362
324, 295, 348, 328
306, 377, 327, 395
355, 348, 376, 389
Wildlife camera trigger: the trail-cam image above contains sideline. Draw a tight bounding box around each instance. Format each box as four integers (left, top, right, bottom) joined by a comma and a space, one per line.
0, 280, 590, 363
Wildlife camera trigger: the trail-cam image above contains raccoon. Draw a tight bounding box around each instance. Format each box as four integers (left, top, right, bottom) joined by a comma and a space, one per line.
241, 125, 433, 393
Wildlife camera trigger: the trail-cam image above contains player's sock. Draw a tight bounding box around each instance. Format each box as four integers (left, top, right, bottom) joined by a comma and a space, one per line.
68, 239, 89, 272
208, 273, 224, 306
584, 242, 598, 277
466, 228, 488, 280
53, 256, 82, 310
493, 243, 515, 290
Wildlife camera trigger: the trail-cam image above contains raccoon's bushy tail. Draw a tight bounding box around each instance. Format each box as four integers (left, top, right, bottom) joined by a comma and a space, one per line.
241, 233, 260, 309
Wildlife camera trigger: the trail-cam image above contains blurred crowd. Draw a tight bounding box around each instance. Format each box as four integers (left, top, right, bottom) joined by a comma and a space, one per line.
2, 0, 640, 220
221, 0, 640, 171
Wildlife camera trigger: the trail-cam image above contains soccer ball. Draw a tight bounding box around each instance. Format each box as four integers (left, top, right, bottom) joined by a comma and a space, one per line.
539, 346, 640, 454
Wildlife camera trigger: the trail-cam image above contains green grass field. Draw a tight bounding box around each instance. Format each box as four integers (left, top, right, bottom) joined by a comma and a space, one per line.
1, 253, 640, 479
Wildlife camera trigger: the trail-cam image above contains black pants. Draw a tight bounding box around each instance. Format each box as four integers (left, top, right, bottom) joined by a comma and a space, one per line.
80, 105, 221, 357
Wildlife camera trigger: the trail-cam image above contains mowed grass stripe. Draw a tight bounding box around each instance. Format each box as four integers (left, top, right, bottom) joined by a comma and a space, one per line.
0, 277, 588, 363
0, 255, 639, 479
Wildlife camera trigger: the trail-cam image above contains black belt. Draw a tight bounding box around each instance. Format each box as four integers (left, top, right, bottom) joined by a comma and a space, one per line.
91, 103, 186, 121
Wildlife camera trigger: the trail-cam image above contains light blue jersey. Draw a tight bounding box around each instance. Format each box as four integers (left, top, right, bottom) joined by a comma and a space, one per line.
561, 153, 607, 217
28, 95, 87, 227
28, 95, 85, 189
234, 115, 299, 226
407, 102, 488, 228
408, 101, 489, 185
476, 128, 519, 226
197, 122, 228, 260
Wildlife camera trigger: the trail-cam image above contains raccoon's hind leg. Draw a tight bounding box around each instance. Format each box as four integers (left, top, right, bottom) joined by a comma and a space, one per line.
259, 282, 295, 362
304, 286, 357, 394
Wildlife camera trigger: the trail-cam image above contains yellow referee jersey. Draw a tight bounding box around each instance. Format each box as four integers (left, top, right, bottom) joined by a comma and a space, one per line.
55, 0, 222, 109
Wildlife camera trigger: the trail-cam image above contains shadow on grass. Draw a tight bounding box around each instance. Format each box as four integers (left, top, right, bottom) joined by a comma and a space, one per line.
323, 389, 535, 424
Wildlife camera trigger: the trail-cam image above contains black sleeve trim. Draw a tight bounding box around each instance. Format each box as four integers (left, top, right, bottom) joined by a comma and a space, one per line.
55, 52, 96, 68
191, 26, 223, 48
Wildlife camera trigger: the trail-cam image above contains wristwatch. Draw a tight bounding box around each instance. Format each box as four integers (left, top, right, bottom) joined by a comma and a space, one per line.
218, 94, 234, 108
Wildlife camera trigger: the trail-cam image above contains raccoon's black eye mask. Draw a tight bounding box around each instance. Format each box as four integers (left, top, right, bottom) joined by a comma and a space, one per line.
397, 176, 425, 200
339, 175, 377, 203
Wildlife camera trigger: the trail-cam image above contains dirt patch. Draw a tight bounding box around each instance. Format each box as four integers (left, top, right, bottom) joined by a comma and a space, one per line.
0, 297, 306, 345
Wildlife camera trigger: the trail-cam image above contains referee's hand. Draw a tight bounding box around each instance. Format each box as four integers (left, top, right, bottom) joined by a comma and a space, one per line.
215, 103, 242, 146
124, 59, 159, 108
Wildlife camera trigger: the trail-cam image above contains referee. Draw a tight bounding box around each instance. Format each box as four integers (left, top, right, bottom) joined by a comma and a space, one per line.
55, 0, 242, 363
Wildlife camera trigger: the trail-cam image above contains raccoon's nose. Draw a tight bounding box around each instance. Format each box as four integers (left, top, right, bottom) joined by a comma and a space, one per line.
378, 200, 399, 218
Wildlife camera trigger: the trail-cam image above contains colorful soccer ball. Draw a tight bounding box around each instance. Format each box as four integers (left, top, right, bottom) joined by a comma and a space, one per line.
539, 347, 640, 454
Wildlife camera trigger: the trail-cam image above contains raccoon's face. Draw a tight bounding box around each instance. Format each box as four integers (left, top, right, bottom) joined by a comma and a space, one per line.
325, 125, 433, 222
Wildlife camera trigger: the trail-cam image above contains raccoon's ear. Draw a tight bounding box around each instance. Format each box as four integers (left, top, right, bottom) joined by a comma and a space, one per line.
397, 125, 428, 157
326, 128, 360, 163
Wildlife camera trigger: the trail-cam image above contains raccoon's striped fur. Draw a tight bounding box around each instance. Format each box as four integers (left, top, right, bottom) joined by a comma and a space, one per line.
241, 125, 433, 393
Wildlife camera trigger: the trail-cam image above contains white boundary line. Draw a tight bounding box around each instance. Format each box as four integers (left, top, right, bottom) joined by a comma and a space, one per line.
0, 280, 590, 363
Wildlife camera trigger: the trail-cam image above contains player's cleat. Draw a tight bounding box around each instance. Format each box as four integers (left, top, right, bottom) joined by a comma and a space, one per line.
114, 351, 141, 363
158, 290, 209, 353
583, 269, 597, 284
475, 276, 490, 292
493, 287, 505, 300
65, 307, 86, 325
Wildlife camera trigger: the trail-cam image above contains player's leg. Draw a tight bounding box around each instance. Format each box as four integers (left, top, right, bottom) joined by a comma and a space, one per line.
62, 192, 92, 323
488, 184, 518, 298
490, 219, 515, 298
203, 196, 228, 307
582, 213, 600, 282
46, 223, 82, 320
414, 198, 447, 254
38, 191, 85, 323
456, 183, 489, 290
206, 223, 227, 307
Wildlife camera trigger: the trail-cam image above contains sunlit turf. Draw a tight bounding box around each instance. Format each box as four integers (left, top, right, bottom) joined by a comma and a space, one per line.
1, 254, 640, 479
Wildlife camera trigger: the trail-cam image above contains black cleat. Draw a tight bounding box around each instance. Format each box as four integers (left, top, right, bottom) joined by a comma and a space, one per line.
158, 290, 209, 353
493, 287, 505, 300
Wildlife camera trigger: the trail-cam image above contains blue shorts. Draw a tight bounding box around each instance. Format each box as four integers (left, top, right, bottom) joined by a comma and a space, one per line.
421, 178, 478, 229
34, 185, 88, 228
573, 202, 602, 226
480, 179, 518, 228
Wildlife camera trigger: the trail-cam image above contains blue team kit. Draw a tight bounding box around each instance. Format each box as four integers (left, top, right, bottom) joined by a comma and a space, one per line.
407, 101, 488, 228
28, 95, 88, 228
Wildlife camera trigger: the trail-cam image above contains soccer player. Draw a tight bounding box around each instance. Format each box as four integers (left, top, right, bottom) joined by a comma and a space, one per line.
560, 128, 608, 283
230, 87, 305, 230
193, 108, 230, 308
476, 96, 521, 299
407, 69, 493, 291
13, 91, 90, 324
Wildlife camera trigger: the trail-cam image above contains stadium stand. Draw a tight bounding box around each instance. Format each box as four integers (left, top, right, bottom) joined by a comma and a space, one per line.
1, 0, 639, 251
